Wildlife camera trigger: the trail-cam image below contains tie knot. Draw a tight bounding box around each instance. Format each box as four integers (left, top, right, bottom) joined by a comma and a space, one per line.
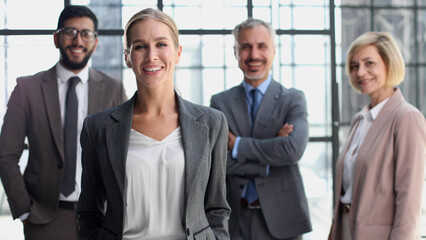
68, 76, 80, 88
250, 88, 259, 102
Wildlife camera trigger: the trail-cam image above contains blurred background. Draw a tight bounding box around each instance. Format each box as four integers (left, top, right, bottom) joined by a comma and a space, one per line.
0, 0, 425, 239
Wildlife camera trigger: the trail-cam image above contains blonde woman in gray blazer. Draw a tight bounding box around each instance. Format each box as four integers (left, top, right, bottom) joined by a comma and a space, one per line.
77, 8, 230, 240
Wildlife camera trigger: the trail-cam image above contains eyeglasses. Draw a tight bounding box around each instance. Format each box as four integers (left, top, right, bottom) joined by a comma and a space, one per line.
56, 27, 97, 42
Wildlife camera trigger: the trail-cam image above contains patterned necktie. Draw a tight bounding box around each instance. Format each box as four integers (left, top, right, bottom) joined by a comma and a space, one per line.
246, 88, 260, 204
61, 76, 80, 197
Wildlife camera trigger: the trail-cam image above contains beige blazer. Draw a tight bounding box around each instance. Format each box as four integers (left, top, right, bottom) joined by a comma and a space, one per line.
329, 89, 426, 240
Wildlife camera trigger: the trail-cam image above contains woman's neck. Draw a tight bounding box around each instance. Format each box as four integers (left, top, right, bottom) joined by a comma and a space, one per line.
134, 87, 177, 115
369, 88, 394, 108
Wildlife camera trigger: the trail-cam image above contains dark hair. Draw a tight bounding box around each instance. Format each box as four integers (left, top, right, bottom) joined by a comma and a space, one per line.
57, 5, 98, 31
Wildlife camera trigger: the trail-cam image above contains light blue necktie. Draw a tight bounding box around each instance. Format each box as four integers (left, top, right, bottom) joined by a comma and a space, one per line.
245, 88, 260, 204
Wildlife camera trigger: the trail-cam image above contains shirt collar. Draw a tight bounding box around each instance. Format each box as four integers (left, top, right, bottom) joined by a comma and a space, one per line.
369, 97, 389, 120
56, 63, 89, 84
359, 97, 390, 121
242, 74, 272, 96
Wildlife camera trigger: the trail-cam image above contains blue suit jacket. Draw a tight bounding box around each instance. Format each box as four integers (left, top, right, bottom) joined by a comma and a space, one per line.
210, 80, 312, 239
77, 92, 230, 240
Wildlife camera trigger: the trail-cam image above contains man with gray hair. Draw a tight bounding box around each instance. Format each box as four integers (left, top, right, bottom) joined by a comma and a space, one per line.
210, 18, 312, 239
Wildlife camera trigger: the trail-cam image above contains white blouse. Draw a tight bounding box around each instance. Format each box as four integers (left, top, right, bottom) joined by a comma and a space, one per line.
340, 98, 389, 204
123, 127, 186, 240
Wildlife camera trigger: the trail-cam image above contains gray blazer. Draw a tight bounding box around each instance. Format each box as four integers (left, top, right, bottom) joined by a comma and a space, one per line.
0, 65, 127, 223
77, 93, 231, 240
210, 80, 312, 239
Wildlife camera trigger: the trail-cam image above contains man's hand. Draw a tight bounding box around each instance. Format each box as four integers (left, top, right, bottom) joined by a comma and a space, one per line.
277, 123, 293, 137
228, 132, 236, 151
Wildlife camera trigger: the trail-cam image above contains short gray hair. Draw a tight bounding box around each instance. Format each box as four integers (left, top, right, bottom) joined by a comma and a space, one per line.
232, 18, 275, 44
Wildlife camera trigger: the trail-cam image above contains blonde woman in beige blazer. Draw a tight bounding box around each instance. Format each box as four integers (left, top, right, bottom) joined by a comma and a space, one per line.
329, 32, 426, 240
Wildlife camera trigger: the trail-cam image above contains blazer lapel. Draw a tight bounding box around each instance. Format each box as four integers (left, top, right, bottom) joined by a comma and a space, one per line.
105, 96, 134, 197
356, 89, 404, 158
177, 95, 208, 206
88, 69, 106, 114
228, 85, 251, 137
41, 66, 64, 161
252, 80, 281, 136
334, 114, 362, 203
352, 89, 404, 198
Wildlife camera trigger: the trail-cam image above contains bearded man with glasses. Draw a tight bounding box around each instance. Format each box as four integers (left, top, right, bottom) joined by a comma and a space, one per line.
0, 5, 127, 240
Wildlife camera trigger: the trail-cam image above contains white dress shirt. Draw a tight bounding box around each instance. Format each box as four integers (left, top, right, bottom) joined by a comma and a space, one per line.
123, 128, 186, 240
340, 98, 390, 204
57, 63, 89, 202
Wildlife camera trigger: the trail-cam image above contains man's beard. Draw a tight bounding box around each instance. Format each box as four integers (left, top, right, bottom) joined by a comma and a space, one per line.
244, 72, 266, 81
243, 59, 267, 81
59, 44, 94, 70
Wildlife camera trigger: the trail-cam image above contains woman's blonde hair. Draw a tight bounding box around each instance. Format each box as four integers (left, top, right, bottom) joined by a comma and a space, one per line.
345, 32, 405, 92
123, 8, 179, 51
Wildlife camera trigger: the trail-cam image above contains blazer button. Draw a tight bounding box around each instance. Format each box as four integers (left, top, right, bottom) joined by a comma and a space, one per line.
239, 184, 245, 189
186, 228, 191, 236
58, 163, 63, 169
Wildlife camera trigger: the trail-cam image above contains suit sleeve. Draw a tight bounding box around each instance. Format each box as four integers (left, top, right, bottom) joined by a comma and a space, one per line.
205, 112, 231, 239
390, 111, 425, 239
236, 90, 309, 166
77, 118, 106, 239
226, 152, 269, 177
0, 79, 31, 219
210, 95, 269, 177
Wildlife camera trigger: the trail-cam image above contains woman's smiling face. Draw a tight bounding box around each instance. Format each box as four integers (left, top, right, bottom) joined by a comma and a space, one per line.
125, 19, 181, 90
349, 45, 388, 97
